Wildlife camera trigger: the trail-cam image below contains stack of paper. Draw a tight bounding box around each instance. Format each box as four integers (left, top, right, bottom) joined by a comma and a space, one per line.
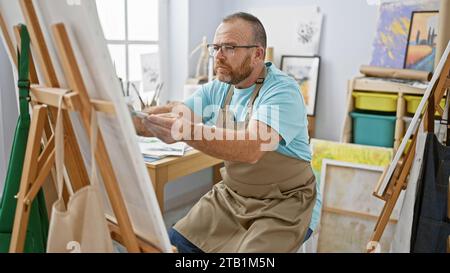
137, 136, 187, 162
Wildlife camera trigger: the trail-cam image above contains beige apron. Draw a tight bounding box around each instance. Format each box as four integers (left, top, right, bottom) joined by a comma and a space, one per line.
174, 67, 316, 253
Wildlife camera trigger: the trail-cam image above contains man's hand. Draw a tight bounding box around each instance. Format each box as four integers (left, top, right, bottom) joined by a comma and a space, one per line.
132, 112, 155, 137
131, 101, 183, 137
144, 113, 192, 144
142, 101, 182, 115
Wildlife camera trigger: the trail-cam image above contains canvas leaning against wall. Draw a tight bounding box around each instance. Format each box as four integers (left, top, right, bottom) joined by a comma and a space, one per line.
317, 160, 402, 253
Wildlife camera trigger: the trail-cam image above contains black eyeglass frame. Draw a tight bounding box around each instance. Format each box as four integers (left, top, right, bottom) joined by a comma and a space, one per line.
207, 44, 259, 56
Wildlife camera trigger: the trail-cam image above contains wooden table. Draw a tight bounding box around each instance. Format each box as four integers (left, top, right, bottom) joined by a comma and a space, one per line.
146, 149, 224, 212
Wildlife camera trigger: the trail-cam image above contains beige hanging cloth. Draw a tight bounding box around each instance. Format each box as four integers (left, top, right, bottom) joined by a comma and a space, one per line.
46, 94, 114, 253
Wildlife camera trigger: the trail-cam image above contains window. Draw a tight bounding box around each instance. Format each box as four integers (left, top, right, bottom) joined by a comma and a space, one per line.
96, 0, 160, 95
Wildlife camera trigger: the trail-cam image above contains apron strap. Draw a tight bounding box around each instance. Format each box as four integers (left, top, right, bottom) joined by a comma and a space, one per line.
17, 24, 31, 118
220, 66, 267, 128
244, 68, 267, 126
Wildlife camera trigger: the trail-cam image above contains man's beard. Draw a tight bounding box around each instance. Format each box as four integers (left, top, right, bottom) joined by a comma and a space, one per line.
215, 54, 253, 85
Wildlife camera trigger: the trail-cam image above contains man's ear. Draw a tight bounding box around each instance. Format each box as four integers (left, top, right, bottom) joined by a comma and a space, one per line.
253, 46, 265, 63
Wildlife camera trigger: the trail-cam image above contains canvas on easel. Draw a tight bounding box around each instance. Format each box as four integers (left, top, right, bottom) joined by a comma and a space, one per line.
34, 0, 171, 251
0, 0, 171, 252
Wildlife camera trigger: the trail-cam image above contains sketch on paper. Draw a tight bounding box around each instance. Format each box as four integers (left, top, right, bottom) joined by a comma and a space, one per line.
370, 0, 440, 68
294, 13, 323, 55
296, 22, 315, 44
250, 6, 323, 64
404, 11, 439, 72
141, 52, 160, 92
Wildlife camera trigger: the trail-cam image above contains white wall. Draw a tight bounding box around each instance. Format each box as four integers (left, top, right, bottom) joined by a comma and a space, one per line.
165, 0, 189, 104
166, 0, 224, 103
223, 0, 379, 141
187, 0, 224, 79
0, 40, 18, 197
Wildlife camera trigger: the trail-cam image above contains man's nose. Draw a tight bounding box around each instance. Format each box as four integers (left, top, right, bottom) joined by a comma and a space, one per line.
215, 47, 226, 60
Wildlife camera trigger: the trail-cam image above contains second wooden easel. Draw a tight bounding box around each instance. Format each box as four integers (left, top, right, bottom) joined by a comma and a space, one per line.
367, 41, 450, 252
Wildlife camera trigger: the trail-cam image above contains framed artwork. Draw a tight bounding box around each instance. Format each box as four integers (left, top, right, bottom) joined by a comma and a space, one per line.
280, 55, 320, 116
404, 11, 439, 72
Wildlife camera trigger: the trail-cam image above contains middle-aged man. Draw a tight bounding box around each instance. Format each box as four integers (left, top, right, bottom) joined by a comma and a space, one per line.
132, 12, 318, 253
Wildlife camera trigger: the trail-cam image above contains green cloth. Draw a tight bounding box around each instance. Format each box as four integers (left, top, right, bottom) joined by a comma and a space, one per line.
0, 24, 49, 253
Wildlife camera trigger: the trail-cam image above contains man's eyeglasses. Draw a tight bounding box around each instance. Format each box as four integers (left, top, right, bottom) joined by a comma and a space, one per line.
207, 44, 258, 57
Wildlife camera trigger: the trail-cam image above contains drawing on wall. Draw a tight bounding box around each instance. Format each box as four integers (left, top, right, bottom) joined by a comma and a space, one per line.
281, 55, 320, 116
294, 12, 323, 55
141, 52, 160, 92
250, 5, 323, 65
404, 11, 439, 72
370, 0, 440, 68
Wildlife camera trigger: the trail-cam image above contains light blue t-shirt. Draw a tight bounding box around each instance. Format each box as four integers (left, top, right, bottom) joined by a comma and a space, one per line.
184, 62, 321, 231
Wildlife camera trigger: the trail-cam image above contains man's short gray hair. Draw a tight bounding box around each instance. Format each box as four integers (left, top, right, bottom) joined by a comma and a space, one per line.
222, 12, 267, 49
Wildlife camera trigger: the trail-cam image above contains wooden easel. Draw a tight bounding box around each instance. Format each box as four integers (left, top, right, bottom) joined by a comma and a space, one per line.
3, 0, 161, 253
367, 42, 450, 252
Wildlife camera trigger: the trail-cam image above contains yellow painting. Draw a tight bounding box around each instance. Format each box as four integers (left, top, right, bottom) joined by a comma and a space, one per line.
310, 139, 394, 177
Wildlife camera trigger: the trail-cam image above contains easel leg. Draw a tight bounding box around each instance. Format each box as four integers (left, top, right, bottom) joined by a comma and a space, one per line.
9, 105, 48, 253
369, 140, 416, 251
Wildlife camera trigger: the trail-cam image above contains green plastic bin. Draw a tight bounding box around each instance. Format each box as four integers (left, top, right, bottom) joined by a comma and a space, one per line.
350, 112, 397, 147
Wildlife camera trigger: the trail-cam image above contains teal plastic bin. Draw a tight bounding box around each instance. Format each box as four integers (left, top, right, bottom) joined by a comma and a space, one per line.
350, 112, 396, 147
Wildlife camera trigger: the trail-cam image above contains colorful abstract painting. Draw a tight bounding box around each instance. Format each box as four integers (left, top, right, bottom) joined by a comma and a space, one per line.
370, 0, 440, 69
404, 11, 439, 72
